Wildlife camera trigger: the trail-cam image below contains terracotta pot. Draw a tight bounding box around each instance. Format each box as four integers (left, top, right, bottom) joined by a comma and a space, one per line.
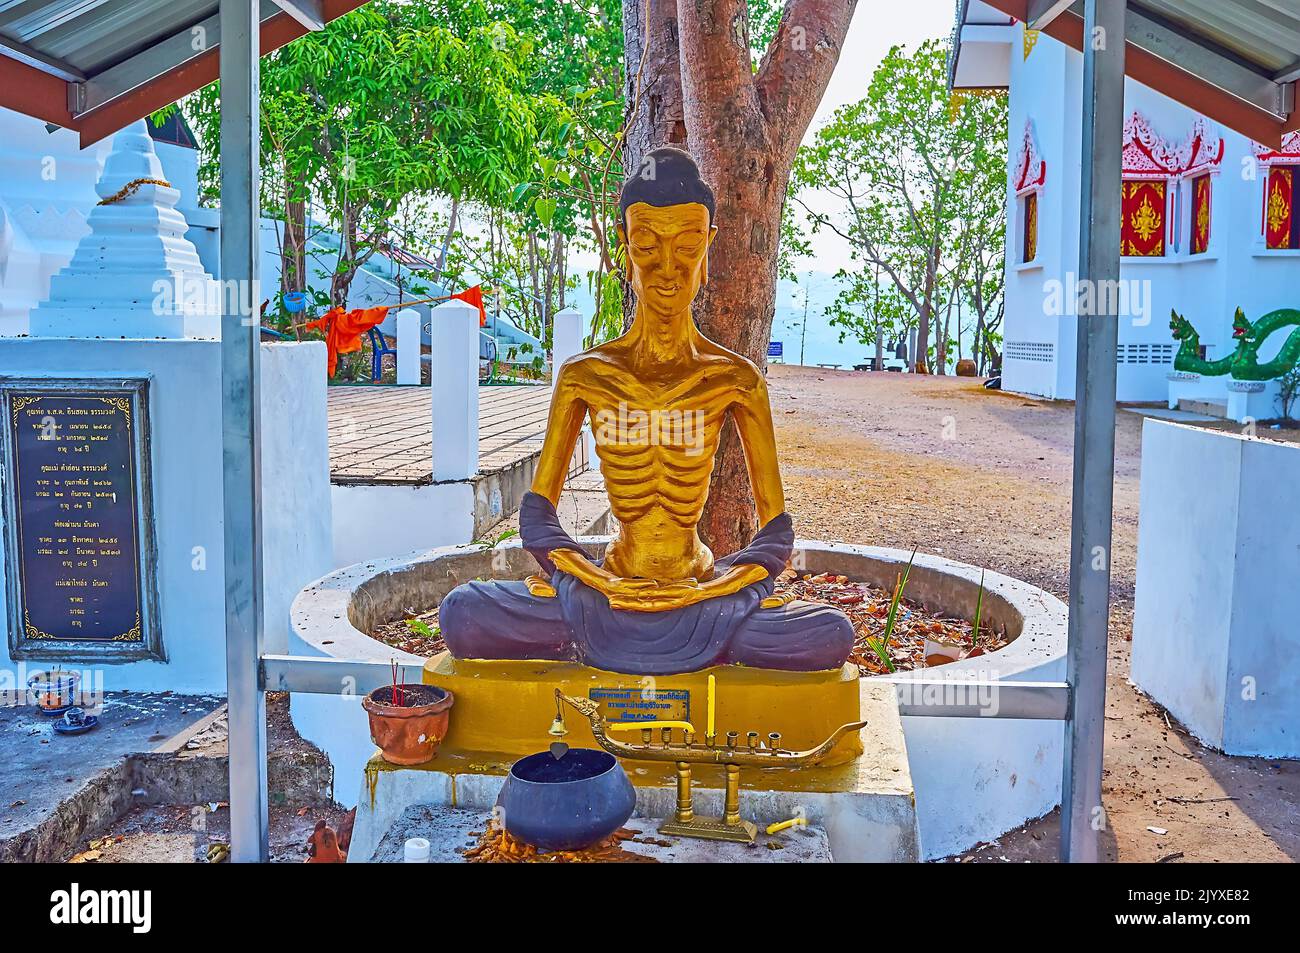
362, 684, 454, 766
956, 358, 978, 377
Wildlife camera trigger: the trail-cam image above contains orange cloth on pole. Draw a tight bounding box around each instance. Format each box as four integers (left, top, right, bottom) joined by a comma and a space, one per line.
303, 306, 390, 376
451, 285, 487, 327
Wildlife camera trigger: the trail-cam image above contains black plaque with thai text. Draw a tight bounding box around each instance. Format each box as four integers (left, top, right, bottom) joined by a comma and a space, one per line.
4, 387, 149, 650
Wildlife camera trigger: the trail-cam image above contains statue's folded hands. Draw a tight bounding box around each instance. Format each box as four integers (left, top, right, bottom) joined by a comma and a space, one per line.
606, 563, 769, 612
549, 548, 660, 602
523, 574, 557, 598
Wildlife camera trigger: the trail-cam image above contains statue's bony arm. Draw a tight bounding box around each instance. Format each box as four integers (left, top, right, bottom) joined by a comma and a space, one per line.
729, 367, 786, 525
530, 360, 589, 506
702, 562, 769, 596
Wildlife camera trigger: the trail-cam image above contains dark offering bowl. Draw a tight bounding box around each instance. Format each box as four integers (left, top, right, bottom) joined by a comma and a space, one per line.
496, 748, 636, 852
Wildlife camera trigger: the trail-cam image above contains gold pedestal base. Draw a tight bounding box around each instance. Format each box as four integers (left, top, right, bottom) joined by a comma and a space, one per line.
659, 816, 758, 844
421, 652, 863, 767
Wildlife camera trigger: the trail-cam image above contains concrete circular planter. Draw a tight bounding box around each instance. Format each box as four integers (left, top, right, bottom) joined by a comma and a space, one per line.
290, 537, 1068, 859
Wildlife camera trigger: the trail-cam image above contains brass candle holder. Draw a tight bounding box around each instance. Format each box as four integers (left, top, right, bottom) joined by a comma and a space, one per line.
548, 689, 866, 844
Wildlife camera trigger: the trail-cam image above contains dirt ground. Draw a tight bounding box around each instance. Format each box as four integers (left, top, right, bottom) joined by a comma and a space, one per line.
66, 694, 346, 864
766, 365, 1299, 863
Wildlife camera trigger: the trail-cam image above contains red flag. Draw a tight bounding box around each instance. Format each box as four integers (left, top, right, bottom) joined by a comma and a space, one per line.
451, 285, 487, 327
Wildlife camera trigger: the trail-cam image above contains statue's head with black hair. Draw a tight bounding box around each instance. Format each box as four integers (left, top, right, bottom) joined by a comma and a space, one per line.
616, 147, 719, 320
618, 147, 715, 227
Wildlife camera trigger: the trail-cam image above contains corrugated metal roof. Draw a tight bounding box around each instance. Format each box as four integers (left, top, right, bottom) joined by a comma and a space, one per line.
0, 1, 367, 145
1134, 0, 1300, 77
0, 1, 280, 77
956, 0, 1300, 146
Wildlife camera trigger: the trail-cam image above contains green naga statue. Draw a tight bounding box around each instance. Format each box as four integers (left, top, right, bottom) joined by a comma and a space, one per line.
1169, 307, 1300, 381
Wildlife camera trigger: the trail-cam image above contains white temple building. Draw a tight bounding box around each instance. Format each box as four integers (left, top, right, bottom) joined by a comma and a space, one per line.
952, 2, 1300, 404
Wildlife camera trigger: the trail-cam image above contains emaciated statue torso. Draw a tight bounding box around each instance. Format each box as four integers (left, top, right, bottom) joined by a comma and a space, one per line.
439, 148, 853, 675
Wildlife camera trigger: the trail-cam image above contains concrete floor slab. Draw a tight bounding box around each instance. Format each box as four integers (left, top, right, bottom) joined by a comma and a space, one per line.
371, 804, 833, 863
0, 692, 223, 860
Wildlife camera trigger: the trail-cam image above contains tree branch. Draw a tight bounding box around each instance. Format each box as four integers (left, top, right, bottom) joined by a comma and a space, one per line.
755, 0, 859, 152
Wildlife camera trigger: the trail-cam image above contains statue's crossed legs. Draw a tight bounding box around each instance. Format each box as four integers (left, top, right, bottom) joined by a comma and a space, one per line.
439, 577, 855, 675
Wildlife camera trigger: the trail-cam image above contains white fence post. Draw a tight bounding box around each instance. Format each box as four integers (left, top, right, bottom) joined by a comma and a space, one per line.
550, 306, 598, 473
396, 308, 421, 385
430, 299, 480, 481
552, 306, 584, 373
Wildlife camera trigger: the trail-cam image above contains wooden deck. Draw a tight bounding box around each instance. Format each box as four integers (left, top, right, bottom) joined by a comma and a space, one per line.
327, 384, 555, 485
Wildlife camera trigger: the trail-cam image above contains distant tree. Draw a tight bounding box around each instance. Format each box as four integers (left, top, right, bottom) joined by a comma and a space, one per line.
1277, 366, 1300, 421
183, 1, 546, 310
789, 40, 1008, 374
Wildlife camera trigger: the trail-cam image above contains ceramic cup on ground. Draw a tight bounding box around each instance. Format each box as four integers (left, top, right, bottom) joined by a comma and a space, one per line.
27, 671, 80, 714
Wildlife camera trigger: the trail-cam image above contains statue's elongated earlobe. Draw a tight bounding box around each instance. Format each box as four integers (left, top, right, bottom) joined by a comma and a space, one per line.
703, 225, 718, 286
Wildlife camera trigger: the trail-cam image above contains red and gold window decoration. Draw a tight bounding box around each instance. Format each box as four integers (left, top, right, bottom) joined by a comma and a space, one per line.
1122, 179, 1167, 257
1190, 173, 1212, 255
1022, 191, 1038, 263
1264, 165, 1297, 250
1013, 119, 1045, 264
1121, 113, 1224, 258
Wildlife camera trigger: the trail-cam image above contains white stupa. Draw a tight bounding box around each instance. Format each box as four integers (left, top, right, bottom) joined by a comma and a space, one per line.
28, 120, 222, 339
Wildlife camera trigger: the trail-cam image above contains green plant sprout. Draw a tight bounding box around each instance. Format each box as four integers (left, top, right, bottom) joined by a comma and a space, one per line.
866, 548, 917, 674
404, 620, 439, 640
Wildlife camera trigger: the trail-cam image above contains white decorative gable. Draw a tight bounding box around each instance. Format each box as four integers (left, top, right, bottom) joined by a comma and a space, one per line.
1122, 112, 1224, 176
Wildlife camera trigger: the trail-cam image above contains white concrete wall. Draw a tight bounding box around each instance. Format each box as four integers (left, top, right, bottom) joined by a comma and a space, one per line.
0, 338, 332, 693
895, 656, 1065, 861
1000, 25, 1300, 402
259, 343, 334, 654
1132, 420, 1300, 757
330, 482, 475, 569
0, 110, 111, 334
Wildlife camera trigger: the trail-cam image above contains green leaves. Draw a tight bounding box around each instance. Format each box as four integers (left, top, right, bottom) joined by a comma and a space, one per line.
533, 197, 557, 229
404, 619, 439, 640
786, 38, 1009, 363
866, 549, 918, 674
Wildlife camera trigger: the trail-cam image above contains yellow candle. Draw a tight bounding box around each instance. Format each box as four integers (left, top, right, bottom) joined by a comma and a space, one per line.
707, 673, 716, 737
765, 817, 808, 836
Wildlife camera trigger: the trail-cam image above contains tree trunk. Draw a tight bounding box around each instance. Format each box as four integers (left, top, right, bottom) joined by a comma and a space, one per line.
621, 0, 689, 325
915, 307, 929, 373
433, 197, 460, 285
623, 0, 857, 555
283, 199, 306, 295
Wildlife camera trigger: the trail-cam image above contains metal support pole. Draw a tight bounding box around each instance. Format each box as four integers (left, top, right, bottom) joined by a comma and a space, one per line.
1062, 0, 1127, 863
219, 0, 269, 863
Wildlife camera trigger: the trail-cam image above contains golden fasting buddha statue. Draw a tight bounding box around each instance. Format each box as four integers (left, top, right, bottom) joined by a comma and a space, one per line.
440, 148, 853, 675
